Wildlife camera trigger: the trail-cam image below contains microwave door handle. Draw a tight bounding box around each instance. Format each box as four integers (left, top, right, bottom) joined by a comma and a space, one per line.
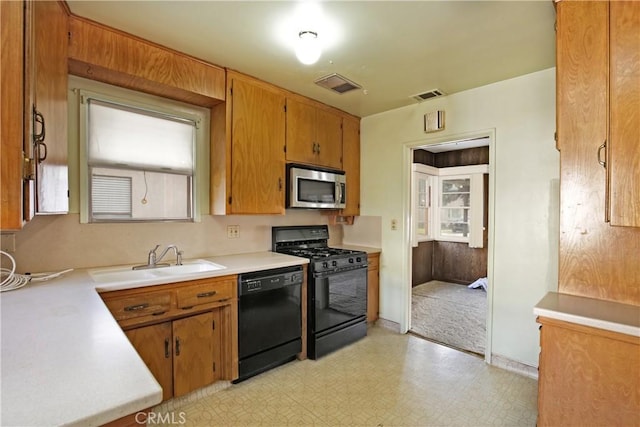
335, 182, 342, 204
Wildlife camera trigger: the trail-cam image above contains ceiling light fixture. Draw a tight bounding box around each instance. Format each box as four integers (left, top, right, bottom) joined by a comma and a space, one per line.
295, 31, 321, 65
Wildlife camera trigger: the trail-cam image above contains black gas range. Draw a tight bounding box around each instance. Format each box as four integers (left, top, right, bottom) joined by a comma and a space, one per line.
272, 225, 368, 359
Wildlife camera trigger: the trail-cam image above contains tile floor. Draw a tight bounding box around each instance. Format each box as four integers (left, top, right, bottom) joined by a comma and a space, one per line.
154, 326, 538, 426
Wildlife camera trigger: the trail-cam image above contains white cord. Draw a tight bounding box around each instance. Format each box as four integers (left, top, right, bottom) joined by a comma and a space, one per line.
1, 250, 73, 292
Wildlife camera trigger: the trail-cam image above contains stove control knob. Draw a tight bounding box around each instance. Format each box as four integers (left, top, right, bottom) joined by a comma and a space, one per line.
356, 257, 362, 263
349, 258, 354, 263
322, 262, 329, 269
332, 260, 338, 267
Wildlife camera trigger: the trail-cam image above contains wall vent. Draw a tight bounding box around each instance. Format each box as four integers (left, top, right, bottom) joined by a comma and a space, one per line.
411, 89, 445, 102
315, 73, 361, 94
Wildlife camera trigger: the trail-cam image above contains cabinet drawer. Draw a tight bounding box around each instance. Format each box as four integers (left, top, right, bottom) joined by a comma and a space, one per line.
104, 292, 172, 321
176, 280, 233, 309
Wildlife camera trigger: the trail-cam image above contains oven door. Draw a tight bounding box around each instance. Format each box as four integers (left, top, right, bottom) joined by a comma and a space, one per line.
311, 267, 367, 334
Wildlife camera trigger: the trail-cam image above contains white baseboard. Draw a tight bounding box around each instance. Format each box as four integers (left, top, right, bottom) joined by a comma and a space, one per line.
375, 317, 401, 333
490, 354, 539, 380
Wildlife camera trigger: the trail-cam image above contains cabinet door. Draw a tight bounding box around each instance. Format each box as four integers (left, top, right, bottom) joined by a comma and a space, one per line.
556, 0, 640, 304
0, 0, 25, 230
31, 0, 68, 214
341, 116, 360, 216
609, 1, 640, 227
230, 77, 285, 214
172, 311, 214, 397
537, 319, 640, 426
285, 98, 316, 165
315, 108, 343, 169
125, 322, 174, 402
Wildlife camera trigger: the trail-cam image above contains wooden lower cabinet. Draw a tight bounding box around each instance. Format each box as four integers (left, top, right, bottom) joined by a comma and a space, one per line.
125, 322, 173, 401
367, 253, 380, 323
536, 317, 640, 426
102, 275, 238, 402
125, 310, 220, 401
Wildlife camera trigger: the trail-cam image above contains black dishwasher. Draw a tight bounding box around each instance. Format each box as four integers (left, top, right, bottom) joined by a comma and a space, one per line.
236, 265, 303, 382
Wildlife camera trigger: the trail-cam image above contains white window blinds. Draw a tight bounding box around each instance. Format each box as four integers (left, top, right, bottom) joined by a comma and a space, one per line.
91, 175, 132, 216
87, 99, 195, 174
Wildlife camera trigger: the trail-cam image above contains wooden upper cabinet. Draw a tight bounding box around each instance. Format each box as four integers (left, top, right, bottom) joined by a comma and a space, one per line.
341, 116, 361, 216
608, 1, 640, 227
211, 72, 286, 215
556, 0, 640, 305
0, 0, 25, 230
31, 0, 69, 214
286, 97, 343, 170
315, 108, 343, 169
67, 16, 225, 107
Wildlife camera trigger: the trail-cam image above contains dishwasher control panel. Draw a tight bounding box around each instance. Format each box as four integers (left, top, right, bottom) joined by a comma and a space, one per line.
238, 266, 303, 295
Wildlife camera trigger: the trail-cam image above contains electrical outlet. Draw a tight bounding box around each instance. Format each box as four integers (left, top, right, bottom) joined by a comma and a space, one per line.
391, 219, 398, 231
227, 225, 240, 239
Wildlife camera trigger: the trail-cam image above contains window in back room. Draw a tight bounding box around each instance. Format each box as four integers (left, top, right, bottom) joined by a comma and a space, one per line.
69, 76, 210, 223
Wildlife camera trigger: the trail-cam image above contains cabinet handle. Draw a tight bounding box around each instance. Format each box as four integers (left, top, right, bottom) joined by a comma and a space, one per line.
278, 177, 283, 191
32, 106, 46, 144
124, 303, 149, 312
197, 291, 217, 298
597, 141, 606, 168
175, 337, 181, 356
36, 142, 47, 163
164, 338, 170, 358
312, 142, 318, 153
33, 107, 47, 163
317, 143, 320, 154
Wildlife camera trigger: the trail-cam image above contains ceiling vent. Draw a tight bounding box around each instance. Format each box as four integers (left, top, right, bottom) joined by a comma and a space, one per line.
411, 89, 445, 102
315, 73, 361, 94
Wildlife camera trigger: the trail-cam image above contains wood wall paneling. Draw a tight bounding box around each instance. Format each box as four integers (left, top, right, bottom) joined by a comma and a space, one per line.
413, 149, 436, 167
433, 241, 488, 284
412, 241, 434, 286
435, 147, 490, 168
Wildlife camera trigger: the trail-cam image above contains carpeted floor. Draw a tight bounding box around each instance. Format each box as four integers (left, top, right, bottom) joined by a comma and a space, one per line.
411, 280, 487, 355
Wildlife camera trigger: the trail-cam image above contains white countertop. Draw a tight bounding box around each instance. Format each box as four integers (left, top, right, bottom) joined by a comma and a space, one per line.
534, 292, 640, 337
0, 251, 308, 427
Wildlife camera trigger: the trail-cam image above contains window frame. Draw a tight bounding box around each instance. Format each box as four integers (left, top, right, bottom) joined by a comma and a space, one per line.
411, 163, 488, 248
73, 79, 208, 224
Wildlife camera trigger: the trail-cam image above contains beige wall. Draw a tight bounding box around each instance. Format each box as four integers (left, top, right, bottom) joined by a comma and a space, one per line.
10, 211, 342, 272
356, 68, 559, 367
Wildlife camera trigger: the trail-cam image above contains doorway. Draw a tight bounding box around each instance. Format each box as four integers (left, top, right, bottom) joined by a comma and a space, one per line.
408, 135, 492, 357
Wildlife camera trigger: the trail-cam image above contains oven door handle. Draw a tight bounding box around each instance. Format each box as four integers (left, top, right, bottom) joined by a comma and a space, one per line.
313, 265, 368, 278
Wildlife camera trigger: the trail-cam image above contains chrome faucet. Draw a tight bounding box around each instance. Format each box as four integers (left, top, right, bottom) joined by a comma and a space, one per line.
133, 244, 183, 270
155, 244, 183, 266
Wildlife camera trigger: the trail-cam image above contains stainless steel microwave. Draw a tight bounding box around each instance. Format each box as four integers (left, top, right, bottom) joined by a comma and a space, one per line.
287, 165, 346, 209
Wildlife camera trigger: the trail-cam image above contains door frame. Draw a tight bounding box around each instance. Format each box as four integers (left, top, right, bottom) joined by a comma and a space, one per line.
402, 128, 496, 363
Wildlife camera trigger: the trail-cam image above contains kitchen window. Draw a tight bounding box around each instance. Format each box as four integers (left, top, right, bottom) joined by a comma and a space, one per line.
73, 77, 209, 223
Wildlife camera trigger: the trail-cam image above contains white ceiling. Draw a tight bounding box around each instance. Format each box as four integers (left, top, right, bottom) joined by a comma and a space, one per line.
66, 1, 556, 118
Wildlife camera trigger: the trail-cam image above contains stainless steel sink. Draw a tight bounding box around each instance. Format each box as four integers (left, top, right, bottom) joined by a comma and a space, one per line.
89, 259, 226, 284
